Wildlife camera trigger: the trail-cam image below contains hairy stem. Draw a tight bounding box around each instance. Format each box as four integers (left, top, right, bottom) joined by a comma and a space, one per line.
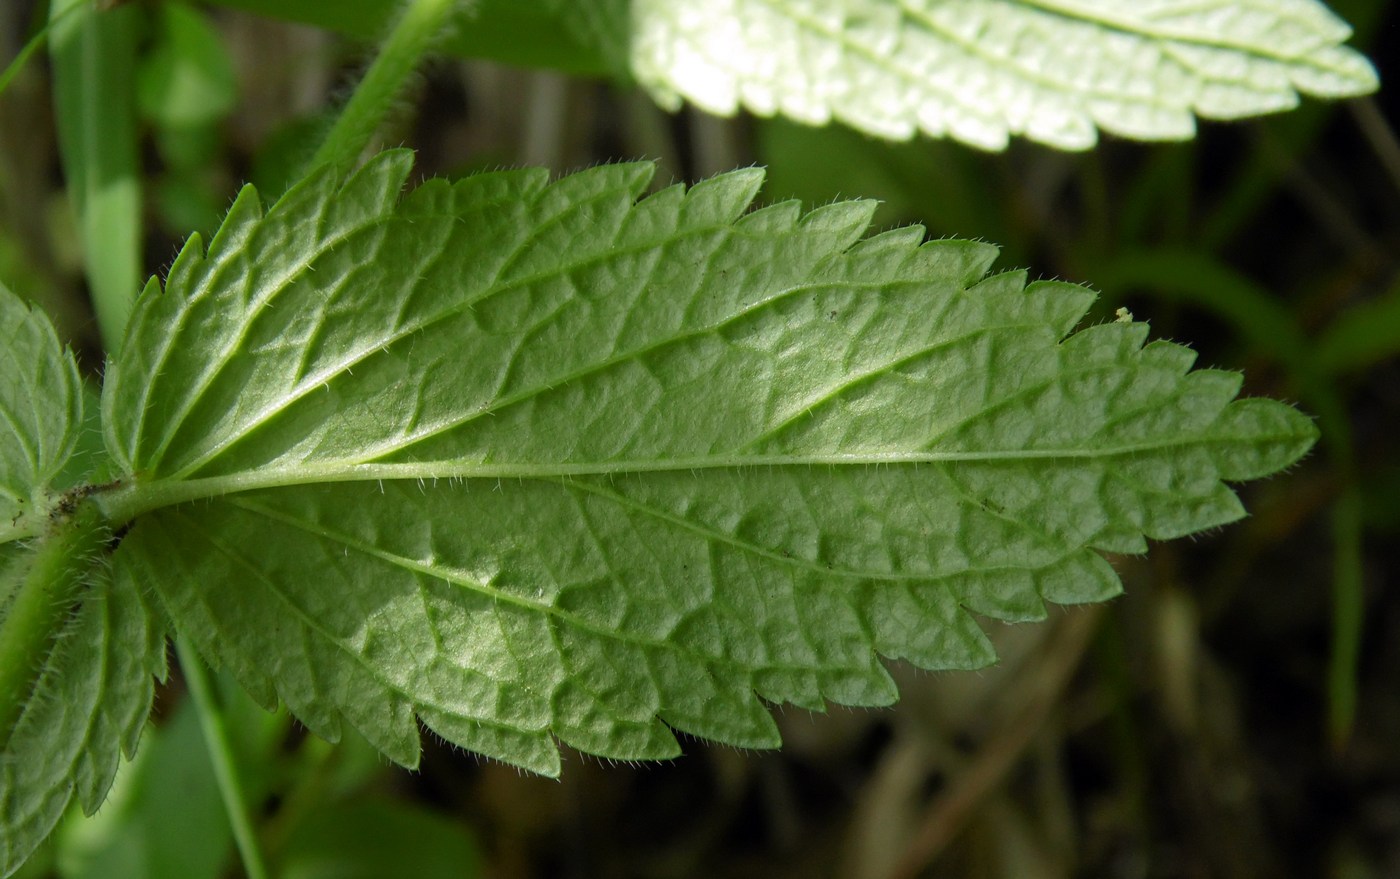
0, 503, 107, 749
306, 0, 458, 173
176, 637, 271, 879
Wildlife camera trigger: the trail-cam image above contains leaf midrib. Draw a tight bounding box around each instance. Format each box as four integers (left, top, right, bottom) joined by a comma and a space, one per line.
87, 420, 1304, 531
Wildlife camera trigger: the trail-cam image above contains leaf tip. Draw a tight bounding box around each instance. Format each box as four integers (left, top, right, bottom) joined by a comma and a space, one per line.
683, 164, 767, 223
1211, 397, 1321, 481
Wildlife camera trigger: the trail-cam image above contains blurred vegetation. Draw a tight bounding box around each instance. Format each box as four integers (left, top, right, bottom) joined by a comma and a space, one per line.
2, 1, 1398, 876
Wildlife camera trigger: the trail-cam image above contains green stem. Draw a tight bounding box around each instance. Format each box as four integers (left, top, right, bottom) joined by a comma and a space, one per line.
305, 0, 457, 174
0, 503, 107, 749
176, 636, 271, 879
63, 429, 1321, 539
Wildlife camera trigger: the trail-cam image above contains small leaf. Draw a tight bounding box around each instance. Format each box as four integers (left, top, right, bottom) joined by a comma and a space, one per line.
626, 0, 1379, 149
0, 282, 83, 544
0, 568, 167, 877
0, 284, 147, 878
101, 154, 1316, 776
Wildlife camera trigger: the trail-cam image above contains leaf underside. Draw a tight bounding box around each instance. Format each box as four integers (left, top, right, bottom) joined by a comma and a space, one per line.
0, 284, 83, 537
0, 570, 167, 875
619, 0, 1378, 149
98, 152, 1316, 776
0, 285, 168, 878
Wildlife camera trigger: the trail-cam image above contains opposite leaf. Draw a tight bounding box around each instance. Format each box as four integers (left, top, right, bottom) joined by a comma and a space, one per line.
625, 0, 1379, 149
0, 569, 167, 878
99, 153, 1315, 776
0, 282, 83, 544
0, 286, 166, 878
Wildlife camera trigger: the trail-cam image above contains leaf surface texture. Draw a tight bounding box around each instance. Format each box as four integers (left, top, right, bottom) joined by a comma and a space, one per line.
0, 286, 167, 876
624, 0, 1378, 149
0, 284, 83, 541
102, 153, 1317, 774
0, 570, 166, 875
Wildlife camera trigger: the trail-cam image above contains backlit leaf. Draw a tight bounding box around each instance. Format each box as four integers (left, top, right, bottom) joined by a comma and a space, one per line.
627, 0, 1379, 149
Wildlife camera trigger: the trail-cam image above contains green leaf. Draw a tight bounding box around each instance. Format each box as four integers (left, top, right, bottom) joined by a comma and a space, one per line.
627, 0, 1379, 149
53, 667, 285, 879
0, 567, 167, 877
199, 0, 1378, 150
0, 285, 164, 878
0, 282, 83, 545
99, 153, 1316, 776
